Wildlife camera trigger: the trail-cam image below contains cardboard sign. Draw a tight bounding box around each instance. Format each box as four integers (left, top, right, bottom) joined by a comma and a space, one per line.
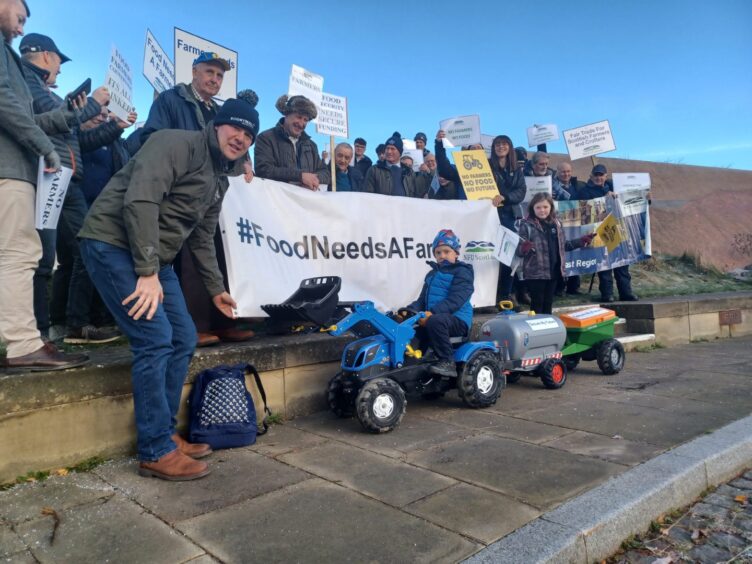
562, 120, 616, 160
288, 64, 324, 118
523, 176, 552, 204
452, 149, 497, 200
612, 172, 651, 193
104, 45, 133, 122
174, 27, 238, 102
35, 158, 73, 230
492, 223, 521, 267
402, 148, 424, 172
143, 29, 174, 93
526, 123, 559, 148
316, 92, 348, 138
439, 115, 481, 148
595, 213, 623, 252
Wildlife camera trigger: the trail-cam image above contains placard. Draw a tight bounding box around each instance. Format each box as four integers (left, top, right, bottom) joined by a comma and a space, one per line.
492, 223, 521, 267
174, 27, 238, 102
526, 123, 559, 147
612, 172, 651, 193
143, 29, 174, 93
35, 158, 73, 230
316, 92, 348, 138
562, 120, 616, 160
402, 148, 424, 172
523, 176, 552, 204
481, 133, 495, 158
288, 64, 324, 118
595, 213, 624, 253
439, 115, 481, 148
104, 44, 133, 122
452, 149, 497, 200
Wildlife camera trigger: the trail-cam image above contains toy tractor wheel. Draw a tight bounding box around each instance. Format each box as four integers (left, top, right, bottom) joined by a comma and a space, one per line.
327, 373, 354, 418
563, 354, 580, 371
596, 339, 625, 375
538, 358, 567, 389
458, 352, 503, 408
355, 378, 406, 433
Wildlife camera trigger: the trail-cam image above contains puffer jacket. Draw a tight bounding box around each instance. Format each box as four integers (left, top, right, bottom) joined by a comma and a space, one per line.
516, 217, 584, 279
79, 124, 244, 297
407, 260, 474, 330
577, 179, 614, 200
0, 42, 75, 185
363, 160, 430, 198
254, 118, 330, 185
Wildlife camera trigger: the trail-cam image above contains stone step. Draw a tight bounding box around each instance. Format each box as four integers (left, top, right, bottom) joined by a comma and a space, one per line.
616, 332, 656, 352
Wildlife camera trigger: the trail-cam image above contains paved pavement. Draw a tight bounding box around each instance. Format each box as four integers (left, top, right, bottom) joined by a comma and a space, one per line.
2, 337, 751, 563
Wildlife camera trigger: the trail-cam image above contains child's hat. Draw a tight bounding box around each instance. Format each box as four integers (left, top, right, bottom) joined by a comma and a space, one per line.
432, 229, 461, 253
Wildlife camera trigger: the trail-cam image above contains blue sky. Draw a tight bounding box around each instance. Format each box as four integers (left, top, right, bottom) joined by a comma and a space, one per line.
26, 0, 752, 170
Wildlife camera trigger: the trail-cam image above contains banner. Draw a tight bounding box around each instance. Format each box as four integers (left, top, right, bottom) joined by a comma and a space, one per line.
174, 28, 238, 101
562, 120, 616, 160
523, 176, 552, 205
526, 123, 559, 148
143, 29, 174, 93
35, 158, 73, 230
316, 92, 348, 138
288, 64, 324, 118
439, 115, 481, 148
555, 191, 651, 276
219, 178, 500, 317
104, 45, 133, 122
452, 150, 497, 200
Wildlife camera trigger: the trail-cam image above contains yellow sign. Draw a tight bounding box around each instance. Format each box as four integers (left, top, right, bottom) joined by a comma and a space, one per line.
451, 150, 498, 200
595, 213, 623, 252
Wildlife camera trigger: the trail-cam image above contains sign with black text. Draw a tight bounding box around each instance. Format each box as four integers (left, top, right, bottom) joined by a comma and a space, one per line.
143, 29, 174, 93
562, 120, 616, 160
316, 92, 348, 138
174, 27, 238, 101
104, 45, 133, 122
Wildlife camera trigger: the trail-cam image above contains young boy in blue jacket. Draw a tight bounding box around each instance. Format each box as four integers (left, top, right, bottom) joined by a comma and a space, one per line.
401, 229, 474, 377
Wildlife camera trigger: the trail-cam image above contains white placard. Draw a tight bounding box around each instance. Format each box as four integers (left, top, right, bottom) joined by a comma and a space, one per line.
174, 27, 238, 102
439, 114, 481, 148
612, 172, 651, 193
219, 178, 500, 317
143, 29, 174, 93
526, 318, 559, 331
491, 223, 521, 267
104, 44, 133, 122
481, 133, 495, 158
288, 64, 324, 118
402, 148, 424, 172
568, 307, 610, 320
526, 123, 559, 147
562, 120, 616, 160
35, 158, 73, 230
402, 138, 417, 151
523, 175, 552, 204
316, 92, 348, 138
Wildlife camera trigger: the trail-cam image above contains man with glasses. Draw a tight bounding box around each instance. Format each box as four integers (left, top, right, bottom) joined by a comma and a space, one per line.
352, 137, 372, 176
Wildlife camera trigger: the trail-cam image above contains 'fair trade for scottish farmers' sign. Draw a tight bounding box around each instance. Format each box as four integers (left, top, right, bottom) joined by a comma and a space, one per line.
562, 120, 616, 160
174, 28, 238, 101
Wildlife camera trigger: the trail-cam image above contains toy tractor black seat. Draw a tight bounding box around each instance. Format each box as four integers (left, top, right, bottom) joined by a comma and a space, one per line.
261, 277, 342, 327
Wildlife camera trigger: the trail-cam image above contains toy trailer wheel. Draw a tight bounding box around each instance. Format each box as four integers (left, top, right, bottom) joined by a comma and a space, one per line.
563, 355, 580, 372
458, 352, 503, 408
538, 358, 567, 389
327, 373, 354, 418
355, 378, 406, 433
596, 339, 625, 375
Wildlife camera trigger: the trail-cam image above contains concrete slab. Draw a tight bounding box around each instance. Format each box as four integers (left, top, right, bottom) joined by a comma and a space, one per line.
407, 433, 623, 509
0, 550, 35, 563
540, 430, 664, 466
0, 473, 114, 524
405, 482, 541, 544
177, 479, 479, 563
248, 423, 329, 457
94, 449, 309, 524
183, 555, 220, 564
0, 523, 26, 557
279, 441, 456, 507
15, 495, 203, 564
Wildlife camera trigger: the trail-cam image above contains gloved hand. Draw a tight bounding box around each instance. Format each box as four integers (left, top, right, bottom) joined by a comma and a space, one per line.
418, 311, 432, 327
520, 240, 536, 256
43, 150, 62, 172
580, 233, 596, 246
397, 308, 411, 320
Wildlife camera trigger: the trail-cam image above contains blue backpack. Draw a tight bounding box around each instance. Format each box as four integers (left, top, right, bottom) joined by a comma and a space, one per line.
188, 363, 271, 449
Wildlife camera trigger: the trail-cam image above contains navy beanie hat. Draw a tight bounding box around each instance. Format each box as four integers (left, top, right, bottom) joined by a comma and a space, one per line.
385, 131, 404, 155
214, 89, 260, 143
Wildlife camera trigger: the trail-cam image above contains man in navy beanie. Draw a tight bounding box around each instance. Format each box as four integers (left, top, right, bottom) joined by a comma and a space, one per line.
364, 132, 429, 197
78, 96, 259, 481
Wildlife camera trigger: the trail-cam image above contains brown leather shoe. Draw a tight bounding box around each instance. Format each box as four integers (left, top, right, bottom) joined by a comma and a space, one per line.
196, 332, 220, 347
138, 449, 210, 481
172, 433, 212, 459
214, 328, 255, 342
2, 342, 88, 371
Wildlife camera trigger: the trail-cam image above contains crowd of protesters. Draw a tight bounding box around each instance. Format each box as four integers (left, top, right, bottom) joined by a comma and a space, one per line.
0, 0, 640, 479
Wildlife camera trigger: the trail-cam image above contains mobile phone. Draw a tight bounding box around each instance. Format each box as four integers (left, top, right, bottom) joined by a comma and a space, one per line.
66, 78, 91, 107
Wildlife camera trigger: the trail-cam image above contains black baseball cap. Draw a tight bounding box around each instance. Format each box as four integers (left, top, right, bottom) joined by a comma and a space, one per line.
591, 164, 608, 175
19, 33, 70, 63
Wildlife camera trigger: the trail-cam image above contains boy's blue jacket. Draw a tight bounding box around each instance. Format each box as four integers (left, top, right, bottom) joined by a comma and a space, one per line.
407, 260, 474, 330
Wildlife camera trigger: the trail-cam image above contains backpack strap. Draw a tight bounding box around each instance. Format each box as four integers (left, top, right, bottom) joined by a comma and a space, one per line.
244, 364, 271, 436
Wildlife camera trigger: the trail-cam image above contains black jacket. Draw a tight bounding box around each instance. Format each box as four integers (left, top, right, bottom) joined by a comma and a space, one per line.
577, 179, 614, 200
353, 155, 372, 177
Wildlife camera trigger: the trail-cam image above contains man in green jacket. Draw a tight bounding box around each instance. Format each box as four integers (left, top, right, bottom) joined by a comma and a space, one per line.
364, 132, 430, 197
79, 96, 259, 481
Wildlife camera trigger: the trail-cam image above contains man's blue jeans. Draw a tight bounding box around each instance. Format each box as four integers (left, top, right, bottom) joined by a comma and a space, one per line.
80, 239, 197, 461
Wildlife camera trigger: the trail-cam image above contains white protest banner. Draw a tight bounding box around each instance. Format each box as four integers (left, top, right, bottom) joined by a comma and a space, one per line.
316, 92, 348, 138
143, 29, 174, 93
562, 120, 616, 160
523, 176, 552, 204
439, 115, 481, 148
403, 148, 424, 172
288, 64, 324, 117
491, 223, 521, 267
612, 172, 651, 194
35, 158, 73, 230
526, 123, 559, 148
219, 178, 500, 317
104, 45, 133, 122
174, 27, 238, 101
481, 133, 495, 158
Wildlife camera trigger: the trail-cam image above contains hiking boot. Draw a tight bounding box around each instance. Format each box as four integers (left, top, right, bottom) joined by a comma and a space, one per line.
213, 328, 255, 342
64, 324, 121, 344
172, 434, 212, 459
2, 342, 89, 371
620, 294, 639, 302
429, 359, 457, 378
138, 449, 210, 481
197, 332, 220, 347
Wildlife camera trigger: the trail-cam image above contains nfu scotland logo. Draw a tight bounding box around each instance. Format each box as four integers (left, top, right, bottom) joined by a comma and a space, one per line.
463, 241, 495, 262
